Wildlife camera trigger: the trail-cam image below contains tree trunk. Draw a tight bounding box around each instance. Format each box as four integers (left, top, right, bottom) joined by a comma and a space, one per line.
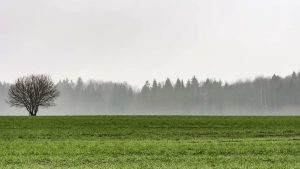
33, 106, 39, 116
29, 111, 36, 116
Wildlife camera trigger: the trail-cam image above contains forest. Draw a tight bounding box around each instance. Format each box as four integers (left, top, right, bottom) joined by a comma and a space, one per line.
1, 72, 300, 115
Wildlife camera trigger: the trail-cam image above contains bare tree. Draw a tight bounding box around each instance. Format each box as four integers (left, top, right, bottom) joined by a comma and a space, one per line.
8, 75, 60, 116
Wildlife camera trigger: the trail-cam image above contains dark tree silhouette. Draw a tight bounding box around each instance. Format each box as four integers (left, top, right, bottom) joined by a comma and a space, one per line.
8, 75, 60, 116
1, 72, 300, 115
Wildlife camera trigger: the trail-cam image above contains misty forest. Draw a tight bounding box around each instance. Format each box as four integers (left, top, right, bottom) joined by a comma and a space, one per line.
1, 72, 300, 115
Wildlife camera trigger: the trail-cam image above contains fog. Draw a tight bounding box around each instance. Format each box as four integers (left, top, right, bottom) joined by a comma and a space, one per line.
1, 73, 300, 116
1, 0, 300, 86
1, 0, 300, 115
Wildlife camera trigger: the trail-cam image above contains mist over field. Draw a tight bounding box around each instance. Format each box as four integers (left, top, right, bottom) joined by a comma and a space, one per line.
1, 0, 300, 116
1, 72, 300, 116
1, 1, 300, 169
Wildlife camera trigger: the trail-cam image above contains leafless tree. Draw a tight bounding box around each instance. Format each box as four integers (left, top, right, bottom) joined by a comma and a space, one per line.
8, 75, 60, 116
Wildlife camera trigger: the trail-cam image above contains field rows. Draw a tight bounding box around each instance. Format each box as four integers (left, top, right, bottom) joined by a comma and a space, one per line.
0, 116, 299, 168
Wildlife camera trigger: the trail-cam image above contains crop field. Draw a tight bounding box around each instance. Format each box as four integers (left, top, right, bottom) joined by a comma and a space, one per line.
0, 116, 299, 169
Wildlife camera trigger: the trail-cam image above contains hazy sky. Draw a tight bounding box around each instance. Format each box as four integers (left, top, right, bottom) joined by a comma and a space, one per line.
1, 0, 300, 86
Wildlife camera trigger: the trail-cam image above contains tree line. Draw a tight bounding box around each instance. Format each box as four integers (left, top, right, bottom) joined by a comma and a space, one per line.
1, 72, 300, 115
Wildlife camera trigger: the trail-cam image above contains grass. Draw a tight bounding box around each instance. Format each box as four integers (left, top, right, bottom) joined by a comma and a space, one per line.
0, 116, 299, 168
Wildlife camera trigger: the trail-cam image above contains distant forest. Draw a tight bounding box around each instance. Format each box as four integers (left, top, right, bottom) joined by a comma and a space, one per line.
1, 72, 300, 115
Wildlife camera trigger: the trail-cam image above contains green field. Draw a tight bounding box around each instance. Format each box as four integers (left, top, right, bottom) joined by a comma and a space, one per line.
0, 116, 299, 169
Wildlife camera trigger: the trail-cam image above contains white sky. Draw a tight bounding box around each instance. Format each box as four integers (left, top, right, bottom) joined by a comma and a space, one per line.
1, 0, 300, 87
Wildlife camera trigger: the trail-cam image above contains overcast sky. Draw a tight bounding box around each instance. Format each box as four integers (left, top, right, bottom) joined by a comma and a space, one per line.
1, 0, 300, 86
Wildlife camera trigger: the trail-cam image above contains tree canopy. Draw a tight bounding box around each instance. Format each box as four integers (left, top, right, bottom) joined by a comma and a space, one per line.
7, 75, 59, 116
